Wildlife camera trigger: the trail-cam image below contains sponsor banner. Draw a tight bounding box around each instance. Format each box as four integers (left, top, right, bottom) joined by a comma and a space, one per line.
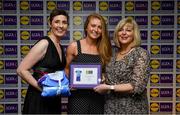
150, 59, 173, 72
31, 31, 43, 40
5, 74, 18, 86
20, 1, 43, 14
57, 1, 70, 11
5, 104, 18, 113
151, 30, 174, 43
135, 16, 148, 28
20, 30, 43, 43
4, 30, 17, 41
30, 1, 43, 11
0, 60, 17, 73
151, 45, 173, 58
109, 16, 121, 26
99, 1, 122, 13
109, 1, 122, 11
20, 15, 43, 29
4, 16, 17, 25
0, 45, 17, 58
150, 74, 173, 87
125, 1, 148, 14
150, 102, 173, 114
150, 88, 173, 101
151, 15, 174, 28
3, 1, 16, 11
151, 1, 174, 14
83, 1, 96, 11
30, 16, 43, 25
4, 89, 18, 102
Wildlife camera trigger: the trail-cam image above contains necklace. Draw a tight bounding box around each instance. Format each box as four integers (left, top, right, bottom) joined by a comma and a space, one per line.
119, 48, 132, 55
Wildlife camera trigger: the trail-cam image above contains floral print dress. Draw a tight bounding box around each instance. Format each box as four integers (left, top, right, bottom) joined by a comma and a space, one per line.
104, 47, 150, 114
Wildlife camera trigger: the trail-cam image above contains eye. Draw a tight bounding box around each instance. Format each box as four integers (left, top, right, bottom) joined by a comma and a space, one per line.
62, 20, 68, 25
127, 29, 132, 32
119, 28, 123, 31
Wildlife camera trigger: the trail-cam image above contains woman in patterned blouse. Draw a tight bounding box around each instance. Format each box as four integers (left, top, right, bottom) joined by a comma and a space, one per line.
94, 17, 150, 114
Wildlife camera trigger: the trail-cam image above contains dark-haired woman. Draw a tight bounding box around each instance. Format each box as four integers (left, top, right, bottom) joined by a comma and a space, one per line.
17, 9, 69, 114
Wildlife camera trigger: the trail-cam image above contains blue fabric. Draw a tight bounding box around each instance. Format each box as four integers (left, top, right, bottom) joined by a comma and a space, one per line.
38, 71, 71, 97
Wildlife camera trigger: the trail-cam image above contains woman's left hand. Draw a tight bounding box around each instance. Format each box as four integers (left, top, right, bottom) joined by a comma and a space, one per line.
93, 84, 110, 94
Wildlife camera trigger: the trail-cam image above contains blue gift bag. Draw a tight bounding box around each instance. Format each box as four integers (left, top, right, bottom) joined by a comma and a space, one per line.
38, 71, 71, 97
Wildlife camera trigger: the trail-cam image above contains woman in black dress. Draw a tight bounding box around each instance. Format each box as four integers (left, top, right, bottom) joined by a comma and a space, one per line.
65, 13, 112, 114
16, 9, 69, 114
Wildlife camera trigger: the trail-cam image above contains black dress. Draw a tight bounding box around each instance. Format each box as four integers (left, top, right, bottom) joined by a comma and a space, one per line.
67, 40, 104, 114
22, 36, 66, 114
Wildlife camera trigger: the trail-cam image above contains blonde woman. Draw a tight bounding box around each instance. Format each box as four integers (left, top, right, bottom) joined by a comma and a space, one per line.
95, 17, 150, 114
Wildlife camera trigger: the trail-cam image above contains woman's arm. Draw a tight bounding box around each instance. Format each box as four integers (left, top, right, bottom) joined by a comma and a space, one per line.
95, 49, 150, 94
16, 39, 48, 91
65, 41, 77, 77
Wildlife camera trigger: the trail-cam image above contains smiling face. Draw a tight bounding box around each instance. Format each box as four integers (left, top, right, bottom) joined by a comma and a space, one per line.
117, 23, 134, 46
86, 17, 102, 40
49, 15, 68, 38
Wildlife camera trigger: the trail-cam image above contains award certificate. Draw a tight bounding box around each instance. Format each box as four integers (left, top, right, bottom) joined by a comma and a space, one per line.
70, 63, 101, 88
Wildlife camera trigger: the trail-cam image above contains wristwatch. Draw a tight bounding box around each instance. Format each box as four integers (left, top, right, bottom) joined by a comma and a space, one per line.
110, 85, 115, 90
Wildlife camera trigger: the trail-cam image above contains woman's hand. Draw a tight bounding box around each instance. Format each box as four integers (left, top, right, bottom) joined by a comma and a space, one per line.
94, 84, 110, 94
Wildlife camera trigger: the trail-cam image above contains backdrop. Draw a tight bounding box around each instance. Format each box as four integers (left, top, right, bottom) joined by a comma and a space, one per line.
0, 0, 179, 114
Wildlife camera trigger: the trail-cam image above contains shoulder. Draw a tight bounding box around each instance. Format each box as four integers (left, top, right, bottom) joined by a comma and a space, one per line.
135, 47, 148, 54
135, 47, 150, 59
32, 38, 49, 51
67, 40, 77, 49
36, 39, 49, 46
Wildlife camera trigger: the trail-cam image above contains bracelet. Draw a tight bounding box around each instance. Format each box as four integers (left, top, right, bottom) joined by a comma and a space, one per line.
110, 85, 115, 90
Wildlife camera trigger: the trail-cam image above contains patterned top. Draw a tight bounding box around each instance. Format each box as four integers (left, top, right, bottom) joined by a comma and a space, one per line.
104, 47, 150, 114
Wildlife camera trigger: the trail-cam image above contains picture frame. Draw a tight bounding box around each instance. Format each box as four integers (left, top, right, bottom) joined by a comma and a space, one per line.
70, 63, 102, 89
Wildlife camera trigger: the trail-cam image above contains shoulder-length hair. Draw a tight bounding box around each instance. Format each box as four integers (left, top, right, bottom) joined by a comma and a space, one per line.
113, 17, 141, 48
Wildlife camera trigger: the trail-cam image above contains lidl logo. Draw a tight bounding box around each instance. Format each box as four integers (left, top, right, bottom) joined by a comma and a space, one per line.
73, 1, 82, 11
99, 1, 108, 11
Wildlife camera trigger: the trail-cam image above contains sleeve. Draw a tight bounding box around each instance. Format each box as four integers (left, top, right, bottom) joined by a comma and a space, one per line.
130, 49, 150, 95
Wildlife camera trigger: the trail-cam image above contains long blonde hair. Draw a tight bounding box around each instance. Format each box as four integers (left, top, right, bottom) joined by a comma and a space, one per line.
84, 13, 112, 68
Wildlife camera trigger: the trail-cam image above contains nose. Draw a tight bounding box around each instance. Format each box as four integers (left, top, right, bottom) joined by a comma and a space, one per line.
58, 22, 63, 28
121, 29, 126, 34
94, 27, 98, 32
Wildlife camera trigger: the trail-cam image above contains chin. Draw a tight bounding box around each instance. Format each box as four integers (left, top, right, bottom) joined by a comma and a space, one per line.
56, 33, 65, 37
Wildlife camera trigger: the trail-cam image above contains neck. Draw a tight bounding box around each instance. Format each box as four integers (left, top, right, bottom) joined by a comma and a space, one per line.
85, 37, 97, 46
119, 45, 133, 55
49, 34, 60, 44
